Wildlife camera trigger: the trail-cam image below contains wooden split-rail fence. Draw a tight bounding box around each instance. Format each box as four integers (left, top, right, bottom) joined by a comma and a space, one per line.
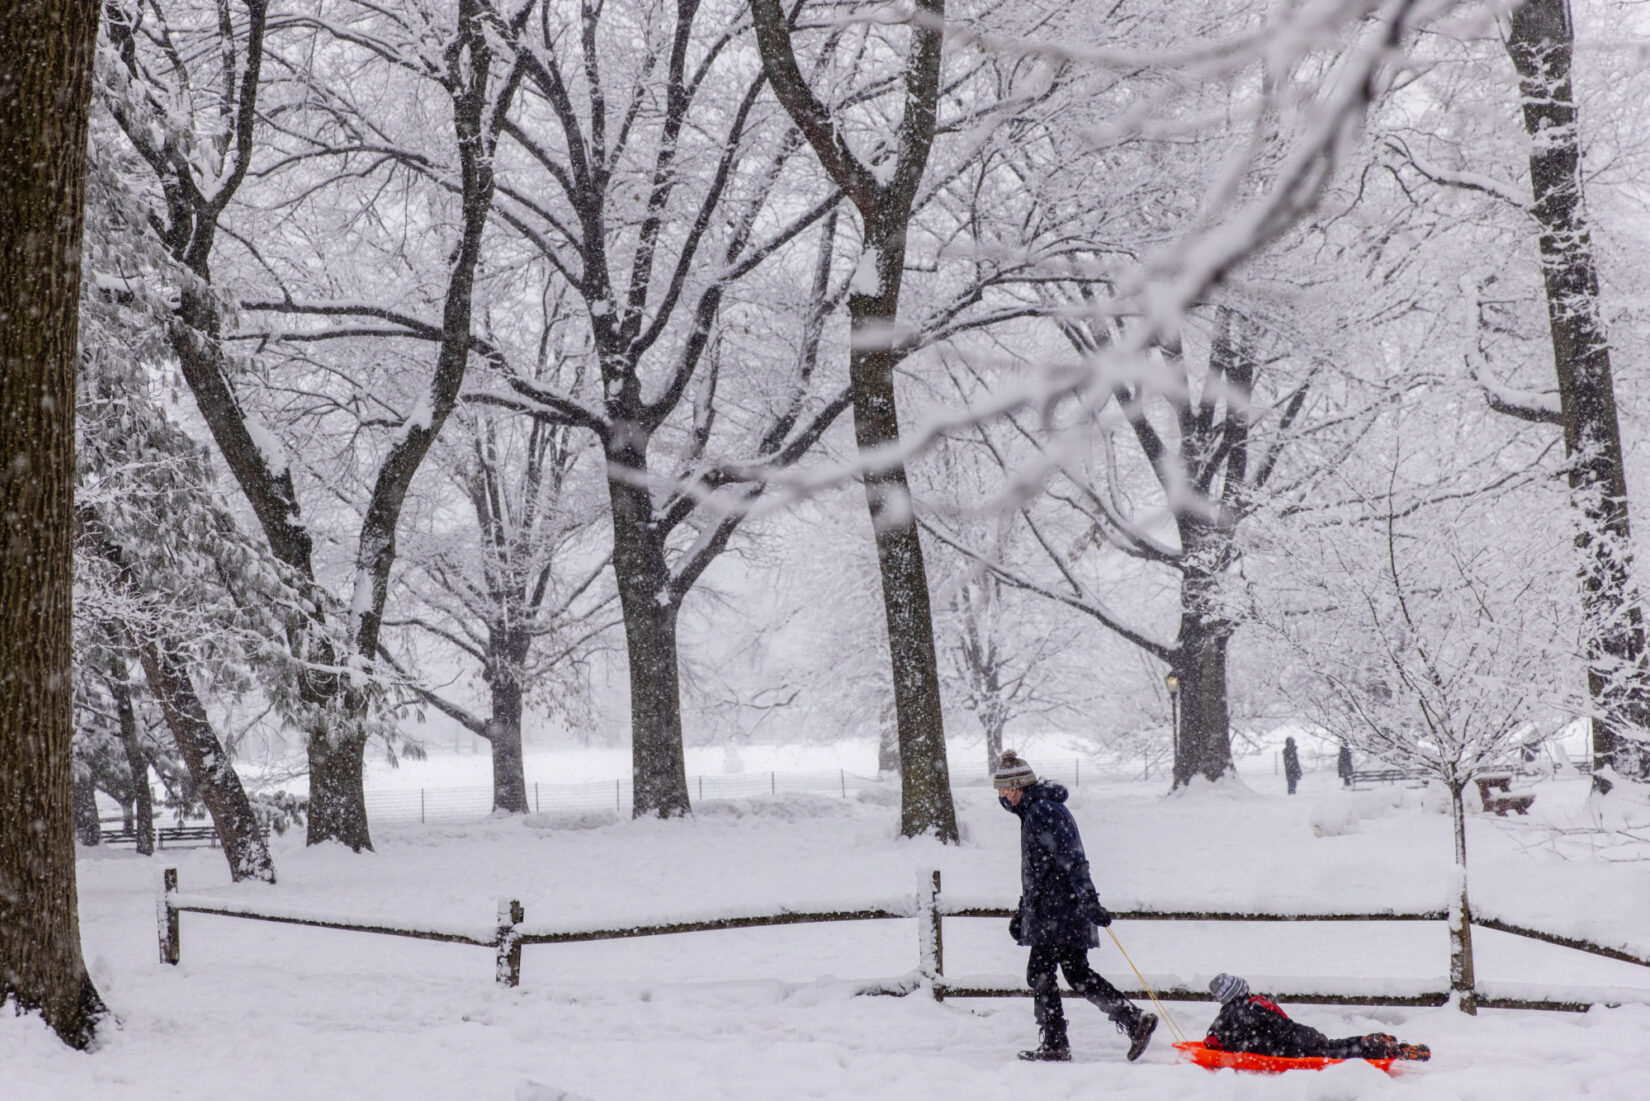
157, 868, 1650, 1012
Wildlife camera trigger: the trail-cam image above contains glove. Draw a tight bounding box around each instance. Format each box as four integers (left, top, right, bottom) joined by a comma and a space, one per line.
1008, 910, 1022, 941
1083, 895, 1113, 928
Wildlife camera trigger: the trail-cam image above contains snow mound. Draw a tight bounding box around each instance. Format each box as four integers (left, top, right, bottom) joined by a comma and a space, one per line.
516, 1082, 596, 1101
1311, 786, 1430, 836
693, 793, 857, 821
524, 809, 625, 832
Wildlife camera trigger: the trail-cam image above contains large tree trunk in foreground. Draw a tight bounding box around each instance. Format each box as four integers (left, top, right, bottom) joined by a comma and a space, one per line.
0, 0, 108, 1048
1507, 0, 1649, 786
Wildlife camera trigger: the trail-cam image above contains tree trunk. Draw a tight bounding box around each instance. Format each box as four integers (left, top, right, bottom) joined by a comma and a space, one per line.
132, 639, 276, 883
110, 664, 156, 855
78, 513, 279, 877
306, 729, 372, 850
73, 775, 101, 846
848, 232, 959, 843
1506, 0, 1649, 786
1170, 538, 1238, 787
1447, 779, 1478, 1014
749, 0, 957, 843
607, 437, 691, 818
0, 0, 107, 1048
486, 631, 531, 814
980, 708, 1006, 779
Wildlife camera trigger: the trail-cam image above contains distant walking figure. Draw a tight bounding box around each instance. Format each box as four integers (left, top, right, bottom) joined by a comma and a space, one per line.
994, 751, 1157, 1063
1337, 744, 1355, 788
1283, 737, 1303, 795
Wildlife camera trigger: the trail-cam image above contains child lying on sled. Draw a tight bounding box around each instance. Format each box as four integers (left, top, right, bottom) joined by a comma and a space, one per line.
1203, 974, 1430, 1062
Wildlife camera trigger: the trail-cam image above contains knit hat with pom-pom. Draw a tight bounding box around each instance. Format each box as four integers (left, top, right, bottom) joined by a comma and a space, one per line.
991, 751, 1037, 789
1209, 973, 1250, 1005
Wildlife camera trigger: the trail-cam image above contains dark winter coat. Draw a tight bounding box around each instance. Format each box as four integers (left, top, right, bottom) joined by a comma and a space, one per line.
1205, 995, 1344, 1058
1336, 745, 1355, 783
1003, 781, 1105, 948
1283, 742, 1303, 783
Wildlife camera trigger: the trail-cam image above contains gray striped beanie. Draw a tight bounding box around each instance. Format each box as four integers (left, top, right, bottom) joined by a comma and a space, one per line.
992, 751, 1037, 789
1210, 973, 1249, 1004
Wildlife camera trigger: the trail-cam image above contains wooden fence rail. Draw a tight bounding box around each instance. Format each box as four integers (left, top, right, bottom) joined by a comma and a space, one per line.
158, 867, 1649, 1012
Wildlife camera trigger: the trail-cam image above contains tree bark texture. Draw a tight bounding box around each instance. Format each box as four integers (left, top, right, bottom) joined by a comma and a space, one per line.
751, 0, 959, 841
607, 437, 692, 818
0, 0, 108, 1048
1506, 0, 1649, 783
1169, 526, 1239, 787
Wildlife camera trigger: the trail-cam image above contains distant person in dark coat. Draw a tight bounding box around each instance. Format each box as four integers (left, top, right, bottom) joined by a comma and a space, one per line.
1337, 744, 1355, 788
994, 750, 1157, 1063
1203, 973, 1429, 1061
1283, 737, 1303, 795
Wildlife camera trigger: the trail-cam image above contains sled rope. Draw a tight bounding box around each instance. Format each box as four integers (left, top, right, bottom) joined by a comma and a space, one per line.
1106, 928, 1187, 1042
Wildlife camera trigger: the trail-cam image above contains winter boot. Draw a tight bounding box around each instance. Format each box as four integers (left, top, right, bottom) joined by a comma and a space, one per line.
1019, 1020, 1071, 1062
1395, 1042, 1430, 1062
1114, 1007, 1157, 1062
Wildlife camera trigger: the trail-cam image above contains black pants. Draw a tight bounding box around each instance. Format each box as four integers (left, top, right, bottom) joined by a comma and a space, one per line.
1026, 944, 1132, 1044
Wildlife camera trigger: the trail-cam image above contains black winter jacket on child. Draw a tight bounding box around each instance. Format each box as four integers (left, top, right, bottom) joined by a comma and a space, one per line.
1205, 995, 1372, 1059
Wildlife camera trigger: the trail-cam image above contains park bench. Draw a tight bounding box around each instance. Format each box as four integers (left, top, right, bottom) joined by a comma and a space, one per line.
99, 824, 223, 848
1348, 768, 1424, 788
1474, 775, 1535, 817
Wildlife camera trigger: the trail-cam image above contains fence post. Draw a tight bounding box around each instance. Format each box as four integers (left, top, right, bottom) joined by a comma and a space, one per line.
770, 770, 775, 794
840, 768, 845, 798
157, 867, 180, 965
1075, 757, 1080, 787
916, 868, 943, 999
496, 898, 524, 987
615, 779, 621, 813
420, 788, 426, 823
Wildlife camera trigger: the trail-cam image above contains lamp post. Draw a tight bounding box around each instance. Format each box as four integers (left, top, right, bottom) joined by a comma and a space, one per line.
1165, 673, 1181, 782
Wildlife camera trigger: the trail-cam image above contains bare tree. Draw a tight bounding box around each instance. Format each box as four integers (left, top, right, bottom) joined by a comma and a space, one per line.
446, 0, 855, 817
0, 0, 108, 1049
927, 310, 1336, 787
103, 0, 528, 848
750, 0, 959, 840
1267, 468, 1582, 1014
385, 394, 616, 813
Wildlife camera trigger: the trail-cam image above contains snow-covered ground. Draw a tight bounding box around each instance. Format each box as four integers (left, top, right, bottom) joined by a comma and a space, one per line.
9, 741, 1650, 1100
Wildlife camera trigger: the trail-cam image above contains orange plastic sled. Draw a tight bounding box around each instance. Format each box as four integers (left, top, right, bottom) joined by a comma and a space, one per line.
1174, 1041, 1398, 1075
